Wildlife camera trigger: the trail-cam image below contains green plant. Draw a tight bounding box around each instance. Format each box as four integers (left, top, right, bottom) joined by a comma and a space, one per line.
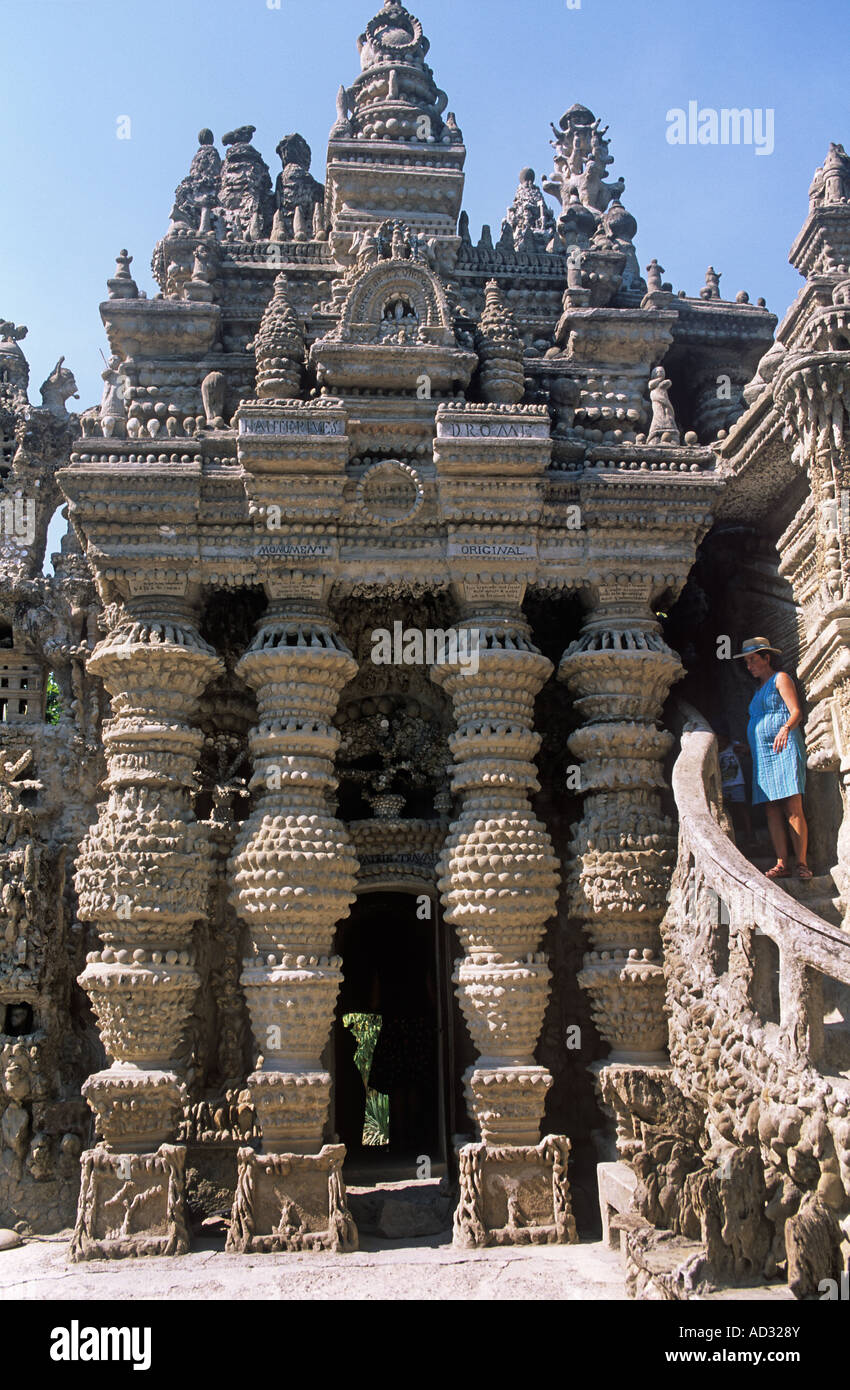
343, 1011, 382, 1086
362, 1088, 390, 1147
45, 671, 62, 725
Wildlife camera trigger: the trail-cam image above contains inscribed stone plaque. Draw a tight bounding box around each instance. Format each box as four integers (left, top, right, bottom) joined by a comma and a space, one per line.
448, 542, 537, 559
255, 539, 335, 560
437, 420, 549, 440
461, 579, 526, 605
265, 571, 325, 600
597, 583, 652, 605
239, 417, 345, 437
126, 574, 188, 598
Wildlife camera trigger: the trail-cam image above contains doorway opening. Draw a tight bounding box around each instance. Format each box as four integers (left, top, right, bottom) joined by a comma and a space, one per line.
332, 889, 451, 1178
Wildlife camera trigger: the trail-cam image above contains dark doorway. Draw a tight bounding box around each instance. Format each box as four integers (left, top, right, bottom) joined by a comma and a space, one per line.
333, 890, 450, 1174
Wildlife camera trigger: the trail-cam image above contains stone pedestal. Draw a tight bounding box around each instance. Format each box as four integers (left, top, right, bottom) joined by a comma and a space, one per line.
71, 604, 223, 1257
226, 1145, 357, 1253
227, 602, 359, 1249
70, 1145, 189, 1261
453, 1136, 577, 1247
432, 609, 576, 1245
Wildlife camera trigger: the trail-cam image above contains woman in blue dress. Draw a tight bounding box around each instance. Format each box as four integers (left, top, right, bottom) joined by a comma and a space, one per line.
734, 636, 811, 880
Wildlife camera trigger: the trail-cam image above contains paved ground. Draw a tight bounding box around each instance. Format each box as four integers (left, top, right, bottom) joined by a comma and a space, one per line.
0, 1230, 628, 1300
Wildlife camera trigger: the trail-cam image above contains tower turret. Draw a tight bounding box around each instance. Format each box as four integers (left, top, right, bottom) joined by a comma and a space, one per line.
325, 2, 465, 272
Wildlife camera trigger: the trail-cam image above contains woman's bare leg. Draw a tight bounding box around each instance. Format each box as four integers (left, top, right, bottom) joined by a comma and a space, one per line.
765, 802, 790, 866
785, 793, 809, 866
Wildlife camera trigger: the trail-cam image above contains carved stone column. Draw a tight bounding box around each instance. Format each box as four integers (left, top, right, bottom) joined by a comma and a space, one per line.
71, 601, 223, 1260
226, 602, 359, 1253
776, 354, 850, 924
558, 590, 683, 1077
432, 603, 577, 1246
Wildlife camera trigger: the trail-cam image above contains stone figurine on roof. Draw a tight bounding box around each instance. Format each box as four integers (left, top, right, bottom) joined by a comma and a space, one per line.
501, 168, 557, 254
545, 104, 626, 217
543, 101, 643, 295
218, 126, 273, 242
169, 129, 222, 232
272, 135, 325, 242
809, 142, 850, 208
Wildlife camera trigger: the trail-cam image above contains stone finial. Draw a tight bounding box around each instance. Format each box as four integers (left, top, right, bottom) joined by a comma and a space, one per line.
700, 266, 721, 300
107, 250, 139, 300
475, 280, 525, 404
331, 85, 352, 138
249, 274, 305, 400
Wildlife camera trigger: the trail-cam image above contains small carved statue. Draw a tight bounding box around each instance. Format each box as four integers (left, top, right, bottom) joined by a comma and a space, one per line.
39, 358, 79, 418
99, 356, 126, 438
201, 370, 228, 430
647, 366, 681, 445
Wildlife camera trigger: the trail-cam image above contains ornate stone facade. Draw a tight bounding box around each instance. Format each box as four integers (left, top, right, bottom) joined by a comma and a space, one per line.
3, 0, 849, 1293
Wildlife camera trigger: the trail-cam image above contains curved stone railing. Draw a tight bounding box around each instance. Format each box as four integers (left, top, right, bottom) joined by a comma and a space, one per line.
660, 700, 850, 1275
671, 702, 850, 1056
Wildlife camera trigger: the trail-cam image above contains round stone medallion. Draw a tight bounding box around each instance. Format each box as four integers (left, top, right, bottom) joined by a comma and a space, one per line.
356, 460, 424, 527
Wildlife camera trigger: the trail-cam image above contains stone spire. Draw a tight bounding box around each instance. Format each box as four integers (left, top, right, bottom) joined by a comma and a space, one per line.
249, 274, 306, 400
474, 280, 525, 404
343, 1, 457, 144
325, 2, 466, 267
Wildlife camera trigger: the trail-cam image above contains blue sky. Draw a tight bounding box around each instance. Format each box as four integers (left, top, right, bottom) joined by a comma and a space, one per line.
1, 0, 848, 413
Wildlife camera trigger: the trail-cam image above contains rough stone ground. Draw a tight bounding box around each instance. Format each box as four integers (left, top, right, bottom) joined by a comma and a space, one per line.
0, 1230, 628, 1301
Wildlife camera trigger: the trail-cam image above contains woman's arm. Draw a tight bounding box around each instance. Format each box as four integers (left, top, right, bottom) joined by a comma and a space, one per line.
773, 672, 803, 751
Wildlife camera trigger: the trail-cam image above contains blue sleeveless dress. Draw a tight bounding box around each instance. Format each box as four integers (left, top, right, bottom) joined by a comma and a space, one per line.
747, 672, 807, 805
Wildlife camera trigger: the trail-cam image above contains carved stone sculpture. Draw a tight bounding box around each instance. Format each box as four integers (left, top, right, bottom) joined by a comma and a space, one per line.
646, 366, 680, 445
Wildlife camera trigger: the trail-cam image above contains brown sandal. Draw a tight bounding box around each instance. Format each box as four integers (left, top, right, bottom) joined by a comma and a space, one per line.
796, 863, 813, 880
765, 863, 791, 880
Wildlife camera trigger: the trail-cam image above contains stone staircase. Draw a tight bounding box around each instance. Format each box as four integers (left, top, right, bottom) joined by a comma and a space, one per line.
748, 854, 844, 925
601, 702, 850, 1300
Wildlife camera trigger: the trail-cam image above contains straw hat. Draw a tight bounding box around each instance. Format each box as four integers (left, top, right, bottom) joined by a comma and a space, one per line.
732, 636, 782, 659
